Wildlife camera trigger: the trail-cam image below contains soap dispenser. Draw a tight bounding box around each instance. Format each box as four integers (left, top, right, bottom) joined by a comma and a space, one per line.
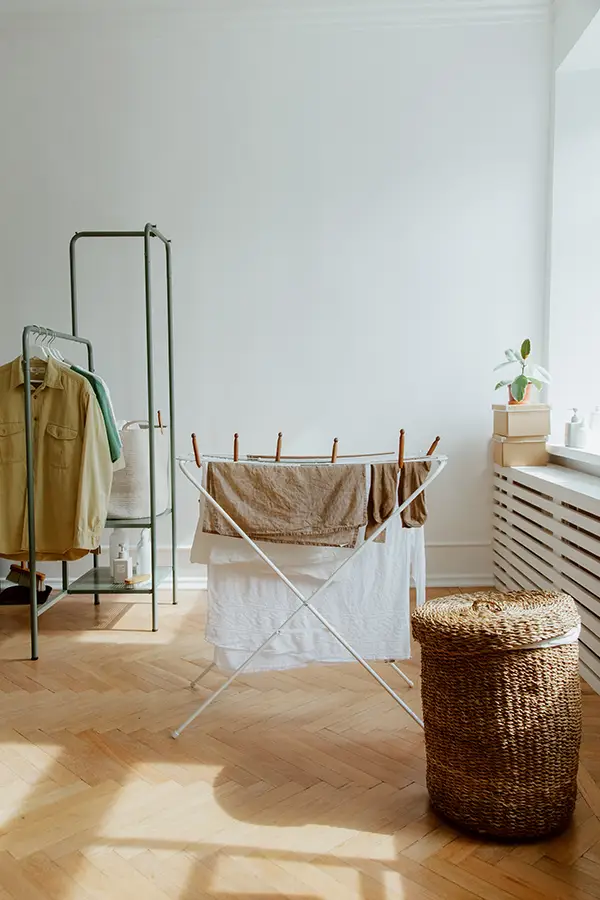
565, 409, 589, 450
112, 545, 133, 583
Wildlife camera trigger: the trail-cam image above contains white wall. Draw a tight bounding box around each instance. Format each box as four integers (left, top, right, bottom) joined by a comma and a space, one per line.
0, 3, 552, 585
549, 69, 600, 441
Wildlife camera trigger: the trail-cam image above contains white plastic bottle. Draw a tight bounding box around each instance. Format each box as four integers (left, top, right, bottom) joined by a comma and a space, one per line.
590, 406, 600, 451
135, 530, 152, 583
566, 409, 589, 450
112, 545, 133, 583
565, 409, 579, 447
109, 529, 129, 573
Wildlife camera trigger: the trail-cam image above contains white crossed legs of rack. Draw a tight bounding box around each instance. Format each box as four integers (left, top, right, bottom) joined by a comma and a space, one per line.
173, 455, 447, 738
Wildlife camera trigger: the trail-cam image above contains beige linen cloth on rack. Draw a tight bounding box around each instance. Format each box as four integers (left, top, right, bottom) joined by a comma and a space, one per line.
399, 460, 429, 528
366, 460, 429, 539
367, 462, 397, 543
203, 461, 368, 549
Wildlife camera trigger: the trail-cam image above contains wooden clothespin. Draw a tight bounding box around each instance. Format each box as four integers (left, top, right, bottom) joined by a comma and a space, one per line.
191, 433, 201, 468
275, 432, 283, 462
233, 433, 239, 462
427, 436, 441, 456
331, 437, 339, 464
157, 410, 164, 435
398, 429, 405, 469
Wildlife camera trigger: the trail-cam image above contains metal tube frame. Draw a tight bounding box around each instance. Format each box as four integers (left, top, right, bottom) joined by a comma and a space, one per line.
172, 453, 447, 737
68, 224, 178, 632
22, 325, 95, 660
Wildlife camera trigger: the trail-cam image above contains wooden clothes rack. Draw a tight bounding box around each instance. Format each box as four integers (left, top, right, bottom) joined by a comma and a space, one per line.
173, 431, 448, 738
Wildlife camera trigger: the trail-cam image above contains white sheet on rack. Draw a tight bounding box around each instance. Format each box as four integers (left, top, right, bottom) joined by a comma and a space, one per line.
204, 520, 425, 673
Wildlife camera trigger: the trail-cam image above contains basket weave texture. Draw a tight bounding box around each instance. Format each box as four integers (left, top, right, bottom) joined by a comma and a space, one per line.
412, 590, 582, 839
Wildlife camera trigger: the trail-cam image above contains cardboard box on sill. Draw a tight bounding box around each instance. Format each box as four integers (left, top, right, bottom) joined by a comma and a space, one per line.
493, 436, 549, 468
492, 403, 551, 439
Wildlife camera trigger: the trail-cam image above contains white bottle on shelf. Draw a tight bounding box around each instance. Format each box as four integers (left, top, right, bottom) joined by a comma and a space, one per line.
112, 545, 133, 583
135, 530, 152, 584
109, 529, 129, 573
565, 409, 580, 448
566, 409, 589, 450
590, 406, 600, 451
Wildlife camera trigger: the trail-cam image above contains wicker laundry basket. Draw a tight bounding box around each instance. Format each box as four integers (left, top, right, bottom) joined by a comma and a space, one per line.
412, 590, 582, 839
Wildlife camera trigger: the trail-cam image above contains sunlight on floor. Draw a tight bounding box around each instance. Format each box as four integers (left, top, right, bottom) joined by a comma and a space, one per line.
0, 739, 66, 828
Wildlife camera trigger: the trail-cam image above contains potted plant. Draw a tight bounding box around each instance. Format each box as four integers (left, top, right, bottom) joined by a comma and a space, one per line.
494, 339, 550, 405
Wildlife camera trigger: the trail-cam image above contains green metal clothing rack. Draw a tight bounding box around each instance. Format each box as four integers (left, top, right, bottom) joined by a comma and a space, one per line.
24, 223, 177, 660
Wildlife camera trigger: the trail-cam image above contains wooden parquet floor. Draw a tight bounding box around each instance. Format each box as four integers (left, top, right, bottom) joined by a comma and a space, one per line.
0, 587, 599, 899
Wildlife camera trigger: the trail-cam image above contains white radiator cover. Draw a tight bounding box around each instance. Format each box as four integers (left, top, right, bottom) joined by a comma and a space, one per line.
493, 463, 600, 695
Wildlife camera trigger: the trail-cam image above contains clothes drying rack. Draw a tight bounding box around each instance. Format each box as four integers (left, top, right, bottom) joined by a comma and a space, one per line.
173, 431, 448, 737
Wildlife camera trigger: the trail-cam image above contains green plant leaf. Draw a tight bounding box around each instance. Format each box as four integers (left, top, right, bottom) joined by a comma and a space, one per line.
494, 360, 515, 372
511, 374, 528, 402
528, 377, 543, 392
505, 349, 519, 362
534, 364, 551, 381
495, 379, 512, 390
524, 363, 550, 383
520, 338, 531, 360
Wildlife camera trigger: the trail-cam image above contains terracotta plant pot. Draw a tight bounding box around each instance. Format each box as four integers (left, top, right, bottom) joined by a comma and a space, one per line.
508, 383, 532, 406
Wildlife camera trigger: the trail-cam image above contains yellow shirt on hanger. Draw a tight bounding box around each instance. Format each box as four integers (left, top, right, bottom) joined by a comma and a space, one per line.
0, 356, 113, 561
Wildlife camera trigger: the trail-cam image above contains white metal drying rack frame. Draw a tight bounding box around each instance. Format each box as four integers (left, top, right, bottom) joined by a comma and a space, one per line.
173, 434, 448, 737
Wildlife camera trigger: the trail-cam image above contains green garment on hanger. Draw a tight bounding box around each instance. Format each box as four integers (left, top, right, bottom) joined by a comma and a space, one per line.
71, 364, 122, 464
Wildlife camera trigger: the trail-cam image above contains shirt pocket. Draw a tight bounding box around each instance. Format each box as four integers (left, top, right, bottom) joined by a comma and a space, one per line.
46, 422, 78, 469
0, 422, 25, 464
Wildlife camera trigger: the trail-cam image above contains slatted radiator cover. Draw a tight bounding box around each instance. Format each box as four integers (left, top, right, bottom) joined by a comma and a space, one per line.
493, 463, 600, 695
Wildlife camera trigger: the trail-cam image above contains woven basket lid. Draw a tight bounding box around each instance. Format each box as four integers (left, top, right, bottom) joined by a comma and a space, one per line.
412, 590, 580, 655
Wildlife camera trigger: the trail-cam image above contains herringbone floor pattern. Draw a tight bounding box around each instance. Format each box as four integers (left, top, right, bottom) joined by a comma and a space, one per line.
0, 587, 599, 899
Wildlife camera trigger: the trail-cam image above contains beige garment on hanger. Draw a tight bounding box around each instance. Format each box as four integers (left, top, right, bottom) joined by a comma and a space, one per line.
0, 356, 113, 561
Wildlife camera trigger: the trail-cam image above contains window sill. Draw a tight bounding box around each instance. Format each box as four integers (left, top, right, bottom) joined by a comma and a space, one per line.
548, 443, 600, 477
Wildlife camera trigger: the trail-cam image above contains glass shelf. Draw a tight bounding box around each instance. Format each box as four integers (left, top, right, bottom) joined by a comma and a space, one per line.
105, 508, 172, 529
66, 566, 173, 595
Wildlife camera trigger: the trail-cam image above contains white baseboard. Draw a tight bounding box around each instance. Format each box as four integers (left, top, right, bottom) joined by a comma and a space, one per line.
170, 540, 492, 590
39, 540, 493, 591
171, 573, 492, 591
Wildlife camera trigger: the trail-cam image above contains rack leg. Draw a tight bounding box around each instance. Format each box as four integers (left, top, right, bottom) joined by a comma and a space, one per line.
388, 661, 414, 688
165, 239, 177, 606
23, 330, 39, 660
190, 661, 215, 689
145, 225, 158, 633
93, 553, 99, 605
29, 557, 39, 661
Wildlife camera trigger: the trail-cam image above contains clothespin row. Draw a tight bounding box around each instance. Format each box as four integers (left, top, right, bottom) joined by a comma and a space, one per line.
191, 429, 441, 469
